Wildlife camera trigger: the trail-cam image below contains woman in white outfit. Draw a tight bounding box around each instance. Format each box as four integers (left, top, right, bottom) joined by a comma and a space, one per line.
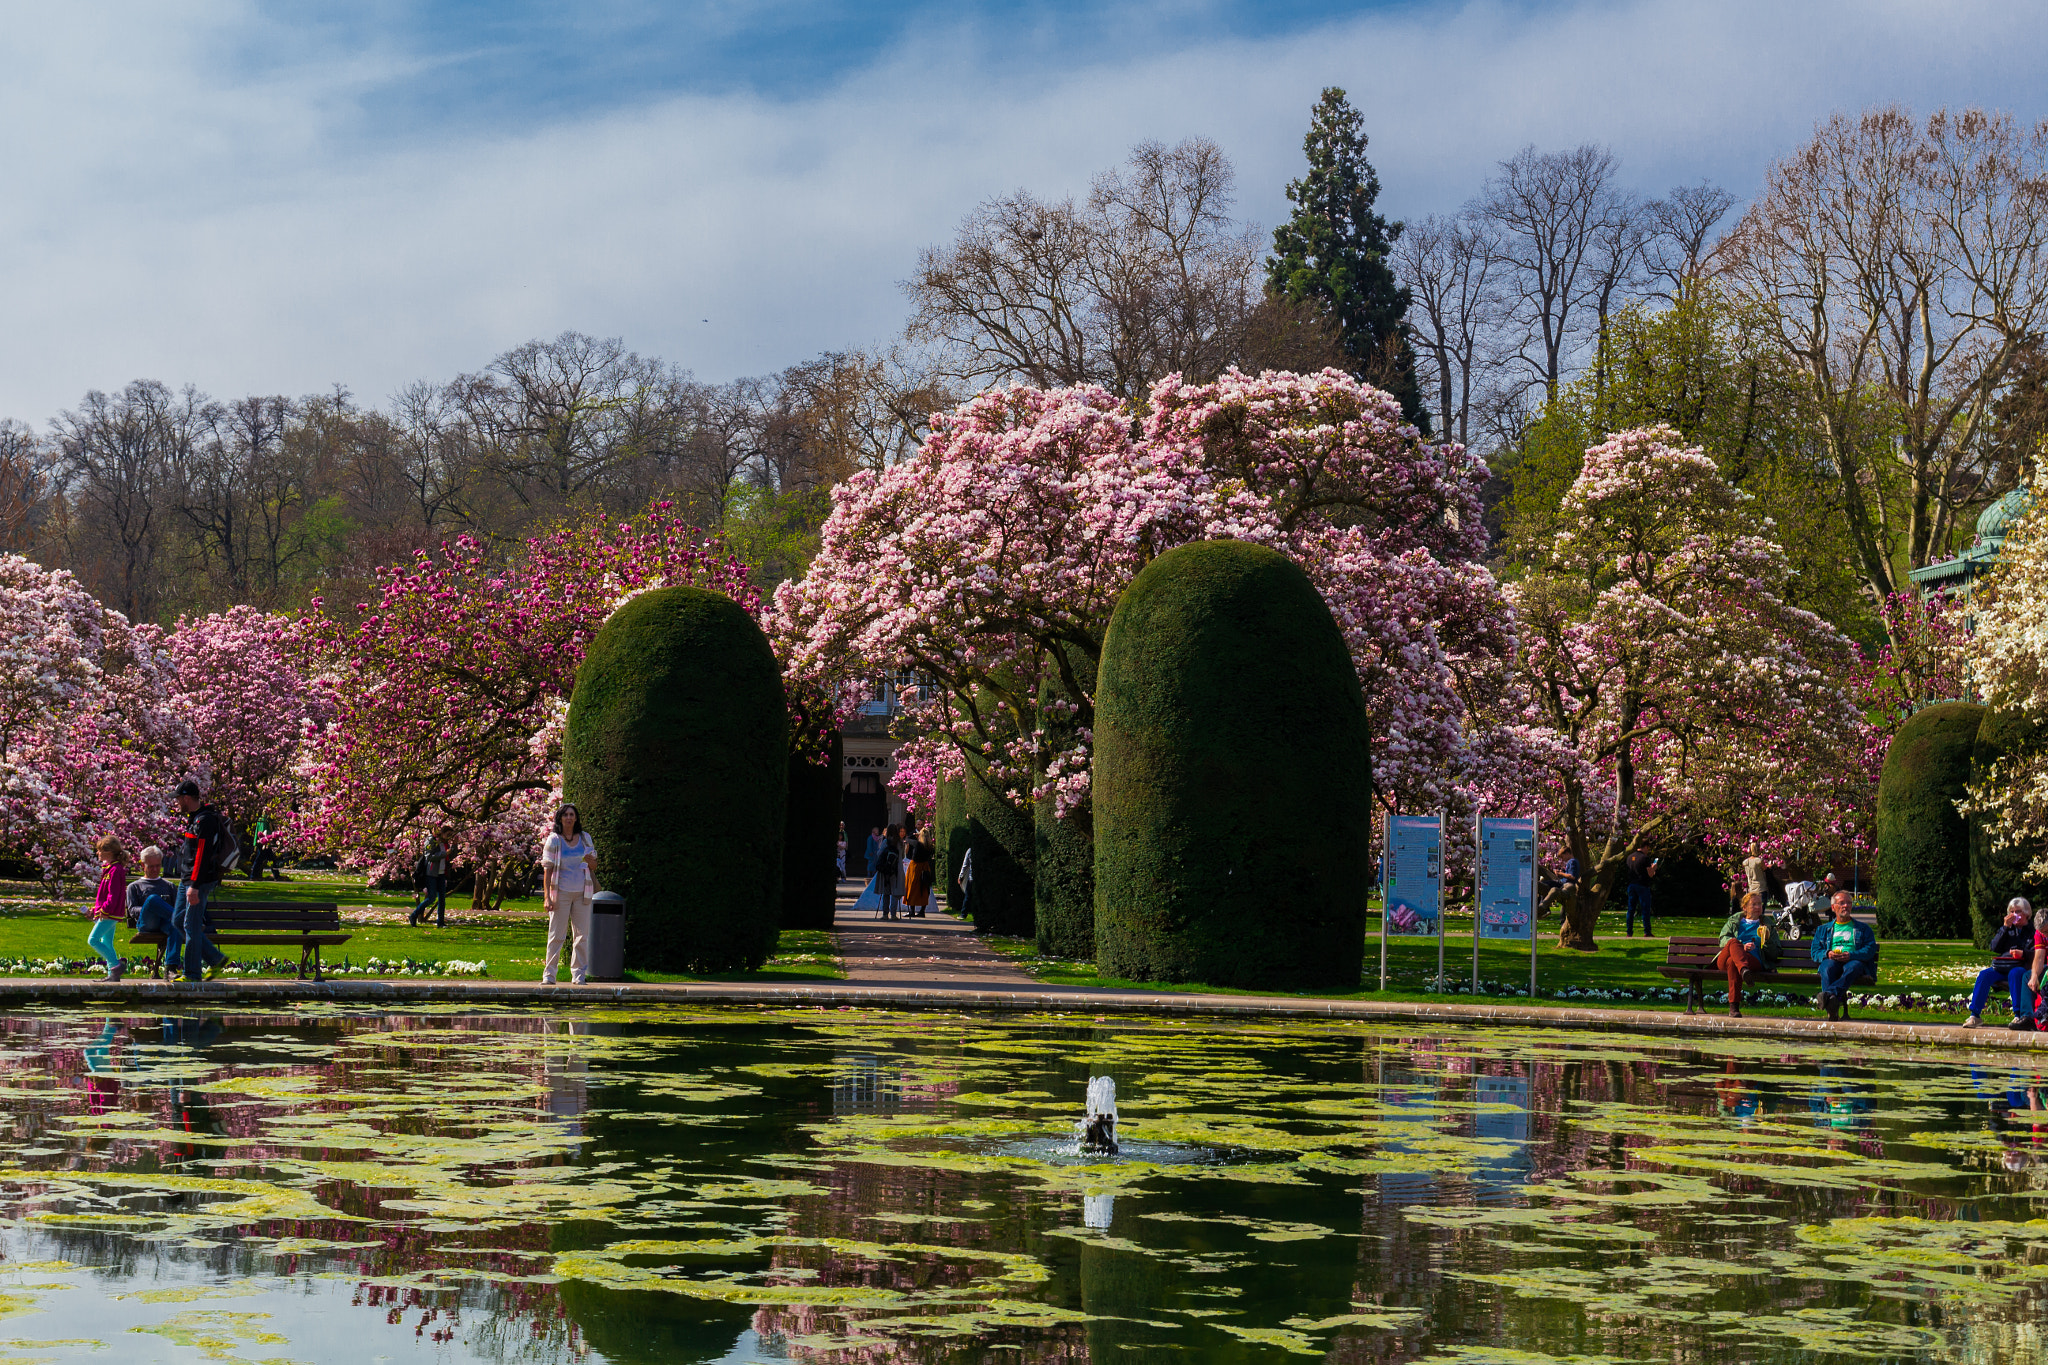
542, 805, 599, 985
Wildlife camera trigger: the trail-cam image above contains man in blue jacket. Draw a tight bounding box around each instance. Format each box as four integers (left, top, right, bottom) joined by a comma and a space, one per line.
1809, 891, 1877, 1021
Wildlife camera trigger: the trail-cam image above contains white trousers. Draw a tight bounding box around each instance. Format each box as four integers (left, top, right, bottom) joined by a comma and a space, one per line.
545, 886, 593, 982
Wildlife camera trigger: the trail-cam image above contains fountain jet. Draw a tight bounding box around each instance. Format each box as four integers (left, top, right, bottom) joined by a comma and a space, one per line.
1076, 1075, 1118, 1154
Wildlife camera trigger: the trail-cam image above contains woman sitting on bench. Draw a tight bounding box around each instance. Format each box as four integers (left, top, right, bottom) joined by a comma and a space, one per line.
1716, 892, 1780, 1017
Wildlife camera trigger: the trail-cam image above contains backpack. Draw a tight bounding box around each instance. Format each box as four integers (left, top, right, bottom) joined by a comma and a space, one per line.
214, 817, 242, 874
876, 842, 901, 876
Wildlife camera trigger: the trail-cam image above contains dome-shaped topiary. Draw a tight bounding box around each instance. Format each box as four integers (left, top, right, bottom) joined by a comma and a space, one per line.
1876, 700, 1984, 941
1970, 701, 2048, 946
780, 730, 843, 930
564, 586, 787, 971
1033, 653, 1096, 958
935, 774, 968, 914
1093, 539, 1371, 989
965, 760, 1036, 937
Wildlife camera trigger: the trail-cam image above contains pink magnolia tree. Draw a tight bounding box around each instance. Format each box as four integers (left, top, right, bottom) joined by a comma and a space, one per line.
0, 555, 194, 879
773, 369, 1518, 837
1503, 426, 1864, 948
292, 503, 761, 907
167, 605, 334, 848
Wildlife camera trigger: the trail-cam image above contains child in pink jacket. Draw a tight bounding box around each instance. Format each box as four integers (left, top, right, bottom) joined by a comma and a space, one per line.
87, 835, 128, 981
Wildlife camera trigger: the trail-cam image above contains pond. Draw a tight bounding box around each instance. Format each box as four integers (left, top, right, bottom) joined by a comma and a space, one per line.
0, 1006, 2041, 1364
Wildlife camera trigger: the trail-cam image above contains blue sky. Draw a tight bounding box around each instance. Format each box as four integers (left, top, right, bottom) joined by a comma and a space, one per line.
0, 0, 2043, 421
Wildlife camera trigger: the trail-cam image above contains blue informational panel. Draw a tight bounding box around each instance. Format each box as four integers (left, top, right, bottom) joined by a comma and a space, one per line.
1477, 816, 1537, 940
1385, 814, 1442, 937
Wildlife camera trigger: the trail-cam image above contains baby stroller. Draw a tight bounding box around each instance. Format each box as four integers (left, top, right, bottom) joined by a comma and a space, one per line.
1776, 881, 1826, 940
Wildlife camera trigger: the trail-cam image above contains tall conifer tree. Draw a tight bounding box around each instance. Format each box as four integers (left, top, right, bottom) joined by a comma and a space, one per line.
1267, 88, 1427, 430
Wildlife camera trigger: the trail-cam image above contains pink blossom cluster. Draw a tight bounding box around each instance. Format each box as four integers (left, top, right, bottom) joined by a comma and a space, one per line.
1502, 425, 1866, 903
290, 503, 763, 902
771, 369, 1517, 825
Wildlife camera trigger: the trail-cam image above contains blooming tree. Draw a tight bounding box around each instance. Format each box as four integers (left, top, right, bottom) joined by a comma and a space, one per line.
772, 369, 1517, 834
1960, 490, 2048, 871
167, 605, 334, 846
294, 503, 759, 906
1503, 426, 1863, 948
0, 555, 193, 878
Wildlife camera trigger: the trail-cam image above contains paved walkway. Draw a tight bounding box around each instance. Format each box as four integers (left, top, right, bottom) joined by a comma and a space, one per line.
831, 880, 1042, 990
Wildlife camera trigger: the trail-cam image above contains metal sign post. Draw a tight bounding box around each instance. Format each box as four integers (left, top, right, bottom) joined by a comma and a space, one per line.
1434, 811, 1446, 990
1385, 810, 1443, 991
1378, 805, 1391, 991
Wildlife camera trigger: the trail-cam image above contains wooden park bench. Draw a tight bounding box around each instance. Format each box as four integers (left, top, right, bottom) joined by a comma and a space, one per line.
1657, 912, 1879, 1017
131, 901, 349, 983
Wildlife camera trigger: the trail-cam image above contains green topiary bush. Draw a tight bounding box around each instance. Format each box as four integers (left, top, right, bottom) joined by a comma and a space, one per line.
1876, 700, 1984, 941
965, 756, 1036, 937
1093, 539, 1371, 990
780, 730, 843, 930
1033, 653, 1096, 958
1970, 701, 2048, 946
935, 775, 968, 914
564, 586, 787, 972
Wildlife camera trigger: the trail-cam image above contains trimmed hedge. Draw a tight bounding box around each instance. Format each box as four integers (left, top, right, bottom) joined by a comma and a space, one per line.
935, 775, 968, 913
780, 730, 843, 930
1033, 653, 1096, 958
1970, 701, 2048, 946
563, 586, 787, 972
965, 757, 1036, 937
1875, 700, 1984, 941
1093, 539, 1371, 990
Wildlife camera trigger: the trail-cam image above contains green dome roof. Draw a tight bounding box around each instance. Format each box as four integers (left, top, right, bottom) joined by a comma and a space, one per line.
1978, 488, 2033, 545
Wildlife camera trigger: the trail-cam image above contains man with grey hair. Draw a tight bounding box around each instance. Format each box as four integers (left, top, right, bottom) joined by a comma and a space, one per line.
1808, 891, 1878, 1022
125, 845, 180, 973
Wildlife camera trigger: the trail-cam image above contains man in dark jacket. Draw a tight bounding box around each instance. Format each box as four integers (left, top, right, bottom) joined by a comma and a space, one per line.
173, 780, 231, 982
1966, 898, 2036, 1029
1809, 892, 1878, 1021
1623, 850, 1658, 937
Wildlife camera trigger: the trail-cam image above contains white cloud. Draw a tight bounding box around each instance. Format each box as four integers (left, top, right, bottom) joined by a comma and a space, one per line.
0, 0, 2043, 420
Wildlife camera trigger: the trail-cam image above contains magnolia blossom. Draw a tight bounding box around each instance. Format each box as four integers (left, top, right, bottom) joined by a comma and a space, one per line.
1500, 426, 1863, 943
1960, 489, 2048, 873
168, 605, 334, 841
293, 503, 760, 905
772, 369, 1517, 826
0, 555, 193, 877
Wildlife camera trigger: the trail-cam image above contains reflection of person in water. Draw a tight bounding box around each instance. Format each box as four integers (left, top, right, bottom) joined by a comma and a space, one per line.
158, 1016, 227, 1182
1805, 1067, 1874, 1131
1713, 1061, 1761, 1123
82, 1020, 121, 1115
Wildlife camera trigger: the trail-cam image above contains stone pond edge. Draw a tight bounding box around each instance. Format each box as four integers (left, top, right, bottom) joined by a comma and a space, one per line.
2, 977, 2044, 1053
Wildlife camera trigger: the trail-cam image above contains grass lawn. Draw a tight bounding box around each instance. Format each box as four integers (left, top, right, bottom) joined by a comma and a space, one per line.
985, 908, 2009, 1029
0, 872, 841, 983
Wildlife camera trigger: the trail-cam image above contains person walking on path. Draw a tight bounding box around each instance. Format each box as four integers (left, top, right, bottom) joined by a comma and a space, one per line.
126, 845, 179, 973
1965, 897, 2036, 1028
864, 827, 884, 881
410, 829, 450, 928
1623, 849, 1659, 937
875, 825, 905, 920
836, 824, 848, 879
173, 780, 231, 982
1810, 891, 1878, 1021
84, 835, 128, 981
1714, 892, 1780, 1017
541, 806, 599, 986
903, 825, 934, 918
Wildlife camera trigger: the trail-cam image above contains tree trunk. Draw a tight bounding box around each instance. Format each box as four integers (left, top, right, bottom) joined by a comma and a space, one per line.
1556, 884, 1601, 951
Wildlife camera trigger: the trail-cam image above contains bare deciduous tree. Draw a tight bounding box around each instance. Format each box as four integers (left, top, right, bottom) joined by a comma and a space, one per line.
1475, 144, 1626, 399
1720, 106, 2048, 620
51, 380, 203, 621
1396, 213, 1502, 448
906, 138, 1268, 399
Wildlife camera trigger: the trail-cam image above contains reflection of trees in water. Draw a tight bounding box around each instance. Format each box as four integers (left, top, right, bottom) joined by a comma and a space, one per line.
0, 1010, 603, 1364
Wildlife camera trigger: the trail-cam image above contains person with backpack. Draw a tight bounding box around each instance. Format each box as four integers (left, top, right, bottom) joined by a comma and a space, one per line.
874, 824, 905, 920
172, 779, 233, 982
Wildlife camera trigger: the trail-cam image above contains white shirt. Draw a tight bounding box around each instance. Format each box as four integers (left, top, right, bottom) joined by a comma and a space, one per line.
544, 831, 597, 894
